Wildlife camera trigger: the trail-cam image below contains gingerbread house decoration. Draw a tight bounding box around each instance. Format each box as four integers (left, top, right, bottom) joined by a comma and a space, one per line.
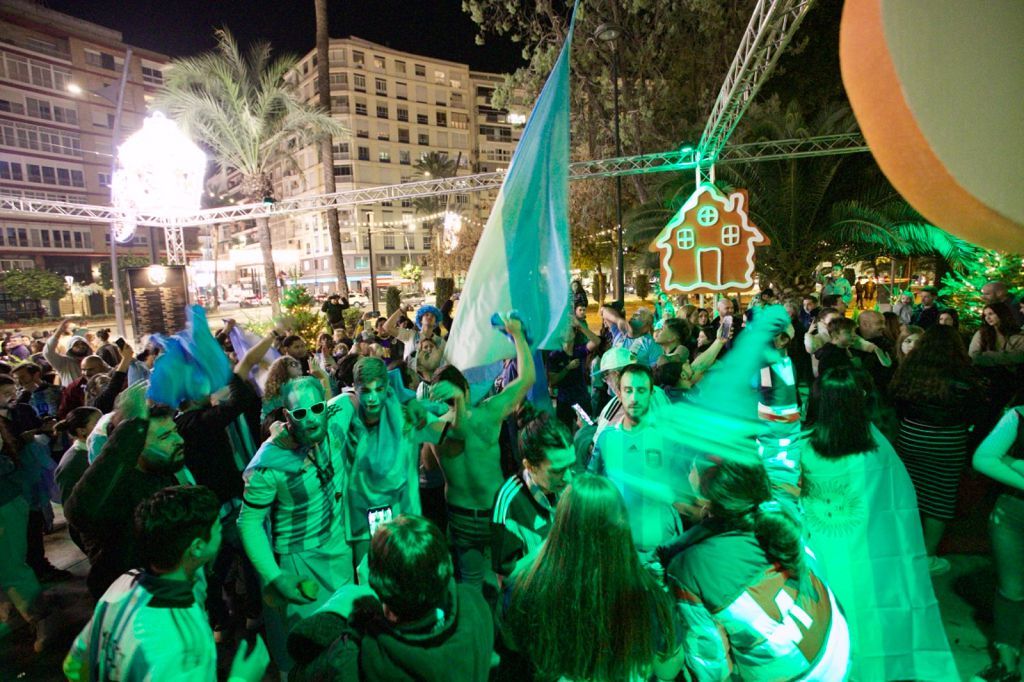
650, 182, 769, 294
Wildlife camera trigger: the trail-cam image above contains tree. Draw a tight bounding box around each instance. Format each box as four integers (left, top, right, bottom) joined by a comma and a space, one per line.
412, 152, 459, 276
385, 286, 402, 316
154, 29, 346, 316
98, 255, 151, 290
940, 250, 1024, 331
315, 0, 349, 297
626, 102, 977, 296
0, 269, 67, 301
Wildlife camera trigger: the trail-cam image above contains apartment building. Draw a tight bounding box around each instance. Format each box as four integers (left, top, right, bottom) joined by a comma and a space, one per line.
0, 0, 196, 316
214, 36, 523, 296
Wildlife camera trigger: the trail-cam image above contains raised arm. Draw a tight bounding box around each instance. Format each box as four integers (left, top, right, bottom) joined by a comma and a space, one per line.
382, 303, 411, 338
236, 330, 277, 378
485, 316, 535, 420
572, 315, 601, 351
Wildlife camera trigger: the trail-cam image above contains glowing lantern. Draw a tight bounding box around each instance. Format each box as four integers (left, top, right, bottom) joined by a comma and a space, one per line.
111, 112, 206, 243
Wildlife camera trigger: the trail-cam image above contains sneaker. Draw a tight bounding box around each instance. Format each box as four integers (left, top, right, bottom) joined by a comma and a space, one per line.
972, 662, 1022, 682
927, 555, 951, 575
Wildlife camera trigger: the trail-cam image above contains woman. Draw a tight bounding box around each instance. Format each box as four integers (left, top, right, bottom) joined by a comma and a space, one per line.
970, 302, 1024, 365
504, 474, 683, 682
660, 455, 850, 682
571, 280, 588, 311
889, 325, 984, 573
972, 405, 1024, 682
654, 319, 725, 392
882, 311, 903, 351
802, 368, 957, 681
53, 406, 101, 554
94, 329, 121, 368
260, 355, 304, 419
896, 324, 924, 364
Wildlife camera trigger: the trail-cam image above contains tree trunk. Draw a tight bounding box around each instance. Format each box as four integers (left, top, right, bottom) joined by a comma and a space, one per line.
315, 0, 349, 296
257, 216, 281, 315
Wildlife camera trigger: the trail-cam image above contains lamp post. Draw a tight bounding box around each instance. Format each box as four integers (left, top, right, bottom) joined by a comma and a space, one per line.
69, 47, 131, 338
596, 23, 624, 301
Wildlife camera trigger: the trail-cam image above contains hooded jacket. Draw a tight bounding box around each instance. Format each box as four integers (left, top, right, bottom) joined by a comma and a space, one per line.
287, 582, 493, 682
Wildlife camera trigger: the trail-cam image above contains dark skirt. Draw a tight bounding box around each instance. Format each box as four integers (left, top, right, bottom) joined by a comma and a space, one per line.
896, 417, 969, 521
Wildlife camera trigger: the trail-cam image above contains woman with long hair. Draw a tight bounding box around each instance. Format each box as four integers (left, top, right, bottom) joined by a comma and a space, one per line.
802, 368, 957, 680
882, 311, 903, 351
260, 355, 304, 419
504, 474, 682, 682
889, 324, 984, 573
971, 302, 1024, 359
895, 324, 924, 364
660, 454, 849, 681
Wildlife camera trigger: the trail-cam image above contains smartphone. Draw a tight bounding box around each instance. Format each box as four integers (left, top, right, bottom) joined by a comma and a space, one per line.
719, 315, 733, 341
572, 403, 594, 427
367, 505, 393, 537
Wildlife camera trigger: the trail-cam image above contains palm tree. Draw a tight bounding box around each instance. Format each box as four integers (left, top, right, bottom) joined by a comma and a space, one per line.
154, 29, 346, 314
626, 102, 977, 297
412, 151, 459, 276
314, 0, 349, 297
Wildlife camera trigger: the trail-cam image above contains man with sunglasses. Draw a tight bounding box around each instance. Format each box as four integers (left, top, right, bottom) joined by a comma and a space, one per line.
237, 375, 353, 674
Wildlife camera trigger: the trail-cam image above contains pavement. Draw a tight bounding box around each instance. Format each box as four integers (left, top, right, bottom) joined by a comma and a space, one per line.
0, 505, 1000, 681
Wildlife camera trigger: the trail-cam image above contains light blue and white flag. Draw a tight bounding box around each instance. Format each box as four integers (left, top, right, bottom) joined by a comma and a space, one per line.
443, 7, 576, 397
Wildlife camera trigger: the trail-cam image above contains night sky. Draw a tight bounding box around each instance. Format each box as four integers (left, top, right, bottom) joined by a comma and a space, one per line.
39, 0, 526, 73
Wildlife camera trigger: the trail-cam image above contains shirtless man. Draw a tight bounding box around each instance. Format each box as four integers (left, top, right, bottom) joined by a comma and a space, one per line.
429, 315, 535, 586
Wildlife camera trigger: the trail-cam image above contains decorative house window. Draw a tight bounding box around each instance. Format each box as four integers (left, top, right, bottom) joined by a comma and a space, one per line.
722, 224, 740, 246
676, 228, 695, 250
697, 206, 719, 226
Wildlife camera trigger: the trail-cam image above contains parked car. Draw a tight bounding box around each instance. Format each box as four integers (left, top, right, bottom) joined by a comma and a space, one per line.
346, 292, 370, 308
241, 294, 269, 308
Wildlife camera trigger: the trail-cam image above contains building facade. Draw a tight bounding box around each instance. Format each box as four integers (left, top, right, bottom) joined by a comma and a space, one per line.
212, 37, 522, 298
0, 0, 196, 318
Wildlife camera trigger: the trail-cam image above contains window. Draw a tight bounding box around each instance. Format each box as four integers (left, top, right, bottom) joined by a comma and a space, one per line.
401, 199, 413, 208
436, 132, 448, 147
451, 112, 469, 130
395, 82, 407, 100
141, 65, 163, 85
415, 85, 427, 103
355, 124, 369, 138
329, 73, 348, 89
357, 146, 370, 161
330, 48, 346, 64
333, 142, 350, 159
98, 172, 111, 187
355, 100, 368, 116
417, 133, 429, 146
375, 78, 387, 95
721, 225, 740, 246
353, 74, 366, 92
334, 165, 352, 177
435, 90, 447, 107
376, 104, 389, 118
26, 97, 50, 120
0, 98, 25, 115
396, 107, 409, 122
355, 255, 369, 269
433, 70, 446, 83
376, 122, 389, 140
379, 150, 390, 163
676, 228, 695, 250
416, 112, 429, 125
414, 64, 426, 77
332, 95, 350, 113
397, 128, 410, 143
450, 93, 464, 108
0, 161, 23, 181
373, 56, 386, 70
399, 150, 411, 165
352, 51, 365, 67
436, 112, 447, 127
422, 231, 432, 250
383, 233, 395, 250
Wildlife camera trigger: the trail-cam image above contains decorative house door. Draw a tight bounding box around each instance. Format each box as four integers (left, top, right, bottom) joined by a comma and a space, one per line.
697, 248, 722, 286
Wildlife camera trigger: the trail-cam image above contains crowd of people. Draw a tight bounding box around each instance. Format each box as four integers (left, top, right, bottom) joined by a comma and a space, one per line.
0, 274, 1022, 681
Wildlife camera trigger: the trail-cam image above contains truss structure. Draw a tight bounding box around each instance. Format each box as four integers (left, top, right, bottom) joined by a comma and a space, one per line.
697, 0, 815, 181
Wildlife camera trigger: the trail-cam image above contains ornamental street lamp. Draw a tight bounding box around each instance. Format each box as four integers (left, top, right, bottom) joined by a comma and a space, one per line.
595, 22, 625, 301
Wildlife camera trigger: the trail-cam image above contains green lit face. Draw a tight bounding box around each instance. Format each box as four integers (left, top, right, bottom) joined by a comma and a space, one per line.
358, 379, 387, 420
620, 371, 652, 423
141, 416, 186, 474
526, 445, 575, 497
285, 382, 327, 445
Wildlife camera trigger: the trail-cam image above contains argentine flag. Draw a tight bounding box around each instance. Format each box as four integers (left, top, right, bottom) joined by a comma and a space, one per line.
444, 8, 576, 393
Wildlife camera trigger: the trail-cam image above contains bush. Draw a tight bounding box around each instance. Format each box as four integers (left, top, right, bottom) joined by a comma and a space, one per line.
342, 307, 363, 332
435, 277, 455, 307
591, 272, 607, 303
634, 273, 651, 301
0, 269, 67, 301
386, 286, 402, 316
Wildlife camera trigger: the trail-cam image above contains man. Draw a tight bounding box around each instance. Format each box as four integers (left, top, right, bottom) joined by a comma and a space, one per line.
821, 264, 852, 305
855, 310, 896, 391
982, 280, 1024, 325
427, 315, 534, 586
9, 362, 59, 420
64, 384, 188, 599
589, 364, 683, 561
56, 354, 113, 420
237, 376, 352, 671
710, 297, 738, 344
799, 295, 819, 331
911, 286, 941, 329
805, 306, 842, 378
383, 303, 446, 363
64, 486, 269, 682
609, 307, 662, 367
279, 334, 311, 374
492, 413, 574, 582
288, 515, 493, 681
42, 319, 93, 386
815, 317, 892, 381
321, 293, 350, 330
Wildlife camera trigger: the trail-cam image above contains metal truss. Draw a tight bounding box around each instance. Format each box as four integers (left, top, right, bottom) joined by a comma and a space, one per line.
697, 0, 815, 180
0, 133, 864, 229
165, 224, 186, 265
